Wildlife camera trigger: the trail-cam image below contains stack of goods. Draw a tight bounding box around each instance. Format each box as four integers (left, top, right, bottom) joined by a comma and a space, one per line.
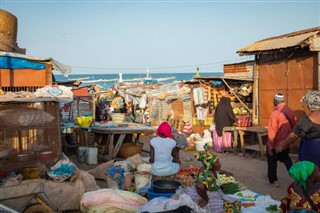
233, 107, 252, 127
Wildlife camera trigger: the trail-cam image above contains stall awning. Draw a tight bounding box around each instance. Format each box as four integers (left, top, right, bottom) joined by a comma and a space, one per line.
0, 51, 72, 76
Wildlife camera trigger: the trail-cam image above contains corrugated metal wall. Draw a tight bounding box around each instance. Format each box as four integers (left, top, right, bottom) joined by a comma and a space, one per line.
258, 54, 317, 126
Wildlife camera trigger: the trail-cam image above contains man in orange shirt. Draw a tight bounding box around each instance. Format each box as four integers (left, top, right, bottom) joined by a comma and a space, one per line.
267, 93, 296, 187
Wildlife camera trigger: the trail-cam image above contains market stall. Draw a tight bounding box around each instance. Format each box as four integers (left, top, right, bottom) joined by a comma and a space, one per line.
92, 123, 156, 160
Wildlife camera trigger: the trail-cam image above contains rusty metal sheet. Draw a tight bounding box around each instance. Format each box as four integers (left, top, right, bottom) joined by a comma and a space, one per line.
258, 55, 317, 126
238, 31, 319, 54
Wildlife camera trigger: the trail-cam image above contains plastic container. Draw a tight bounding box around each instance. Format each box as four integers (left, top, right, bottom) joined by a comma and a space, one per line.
147, 188, 174, 200
76, 116, 93, 128
78, 146, 88, 162
195, 140, 207, 151
134, 173, 150, 192
86, 147, 98, 164
114, 160, 131, 173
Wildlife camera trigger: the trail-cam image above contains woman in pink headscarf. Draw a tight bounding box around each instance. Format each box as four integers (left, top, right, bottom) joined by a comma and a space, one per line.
149, 122, 180, 176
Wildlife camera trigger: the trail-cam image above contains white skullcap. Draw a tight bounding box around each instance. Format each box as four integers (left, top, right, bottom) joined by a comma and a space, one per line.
274, 93, 284, 102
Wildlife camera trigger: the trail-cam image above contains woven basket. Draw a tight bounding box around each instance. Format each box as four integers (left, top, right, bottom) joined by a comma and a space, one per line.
111, 113, 125, 123
118, 142, 143, 158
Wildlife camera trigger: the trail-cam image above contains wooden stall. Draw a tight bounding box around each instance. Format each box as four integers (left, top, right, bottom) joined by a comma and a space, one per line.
237, 27, 320, 126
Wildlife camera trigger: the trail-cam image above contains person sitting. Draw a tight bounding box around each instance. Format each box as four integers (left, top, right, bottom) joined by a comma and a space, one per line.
185, 144, 241, 213
280, 161, 320, 212
149, 122, 180, 178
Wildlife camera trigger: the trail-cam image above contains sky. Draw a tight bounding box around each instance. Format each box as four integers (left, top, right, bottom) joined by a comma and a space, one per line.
0, 0, 319, 74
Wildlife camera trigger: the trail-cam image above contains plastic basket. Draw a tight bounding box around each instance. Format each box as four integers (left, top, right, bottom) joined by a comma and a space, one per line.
111, 113, 125, 123
118, 142, 143, 158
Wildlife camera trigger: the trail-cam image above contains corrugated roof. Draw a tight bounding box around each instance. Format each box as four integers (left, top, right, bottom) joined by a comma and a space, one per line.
237, 27, 320, 55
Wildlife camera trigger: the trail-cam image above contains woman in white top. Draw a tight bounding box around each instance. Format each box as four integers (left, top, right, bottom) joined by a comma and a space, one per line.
149, 122, 180, 176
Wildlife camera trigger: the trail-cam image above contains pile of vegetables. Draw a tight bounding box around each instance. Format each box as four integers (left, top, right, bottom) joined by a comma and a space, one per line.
176, 167, 199, 186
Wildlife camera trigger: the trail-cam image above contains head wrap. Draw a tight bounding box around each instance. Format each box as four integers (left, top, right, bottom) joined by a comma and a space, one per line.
157, 122, 173, 139
301, 90, 320, 112
194, 144, 220, 191
289, 161, 315, 190
274, 93, 284, 102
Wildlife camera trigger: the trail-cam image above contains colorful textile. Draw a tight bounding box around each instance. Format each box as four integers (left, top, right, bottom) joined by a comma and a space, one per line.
301, 90, 320, 112
289, 161, 315, 190
107, 167, 125, 189
194, 145, 220, 191
157, 122, 173, 139
186, 185, 240, 213
213, 130, 232, 152
280, 182, 320, 212
193, 87, 206, 105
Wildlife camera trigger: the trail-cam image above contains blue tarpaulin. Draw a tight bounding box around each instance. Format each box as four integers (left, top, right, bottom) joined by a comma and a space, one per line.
0, 56, 46, 70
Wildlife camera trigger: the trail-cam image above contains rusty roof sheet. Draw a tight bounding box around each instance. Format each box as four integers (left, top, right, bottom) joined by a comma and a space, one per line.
237, 28, 320, 55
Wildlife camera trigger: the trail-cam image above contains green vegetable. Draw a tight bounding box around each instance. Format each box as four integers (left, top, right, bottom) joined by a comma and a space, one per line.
266, 204, 279, 212
221, 183, 243, 194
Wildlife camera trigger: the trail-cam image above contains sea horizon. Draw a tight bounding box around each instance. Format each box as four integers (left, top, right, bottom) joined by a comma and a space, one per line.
54, 72, 223, 89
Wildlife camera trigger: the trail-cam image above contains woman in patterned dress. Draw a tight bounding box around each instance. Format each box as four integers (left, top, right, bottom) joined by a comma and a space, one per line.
280, 161, 320, 212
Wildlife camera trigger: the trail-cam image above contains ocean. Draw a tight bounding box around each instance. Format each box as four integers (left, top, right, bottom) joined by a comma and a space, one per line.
54, 72, 223, 89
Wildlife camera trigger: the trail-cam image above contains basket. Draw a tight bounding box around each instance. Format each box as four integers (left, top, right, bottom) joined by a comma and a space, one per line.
111, 113, 126, 123
118, 142, 143, 158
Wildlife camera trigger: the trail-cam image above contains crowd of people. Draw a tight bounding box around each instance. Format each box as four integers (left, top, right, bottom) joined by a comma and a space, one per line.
146, 89, 320, 212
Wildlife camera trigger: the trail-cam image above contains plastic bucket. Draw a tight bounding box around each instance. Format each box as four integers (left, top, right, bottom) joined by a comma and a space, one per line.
134, 173, 150, 192
86, 147, 98, 164
195, 140, 207, 151
114, 160, 131, 173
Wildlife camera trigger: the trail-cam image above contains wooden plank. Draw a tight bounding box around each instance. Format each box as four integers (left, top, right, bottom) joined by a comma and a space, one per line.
106, 134, 114, 160
112, 134, 125, 158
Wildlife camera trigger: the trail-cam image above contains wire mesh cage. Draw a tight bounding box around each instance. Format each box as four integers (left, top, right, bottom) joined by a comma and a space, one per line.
0, 100, 62, 172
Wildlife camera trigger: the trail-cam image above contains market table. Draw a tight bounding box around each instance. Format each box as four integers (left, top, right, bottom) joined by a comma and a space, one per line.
222, 126, 268, 159
92, 123, 157, 160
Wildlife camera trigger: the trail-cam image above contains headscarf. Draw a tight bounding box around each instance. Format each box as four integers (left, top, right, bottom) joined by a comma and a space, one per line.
194, 143, 220, 191
157, 122, 173, 139
301, 90, 320, 112
289, 161, 315, 190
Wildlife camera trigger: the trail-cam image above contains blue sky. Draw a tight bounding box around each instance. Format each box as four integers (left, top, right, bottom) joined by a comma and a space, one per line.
0, 0, 319, 74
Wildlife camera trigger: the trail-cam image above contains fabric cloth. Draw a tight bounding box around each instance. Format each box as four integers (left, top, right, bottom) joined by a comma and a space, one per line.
301, 90, 320, 112
293, 115, 320, 168
157, 122, 173, 139
186, 185, 241, 213
196, 106, 208, 121
280, 182, 320, 212
289, 161, 315, 190
194, 145, 220, 191
213, 130, 232, 152
183, 122, 193, 134
150, 137, 179, 176
193, 87, 206, 105
214, 97, 237, 137
266, 147, 293, 184
106, 167, 125, 189
267, 103, 296, 149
